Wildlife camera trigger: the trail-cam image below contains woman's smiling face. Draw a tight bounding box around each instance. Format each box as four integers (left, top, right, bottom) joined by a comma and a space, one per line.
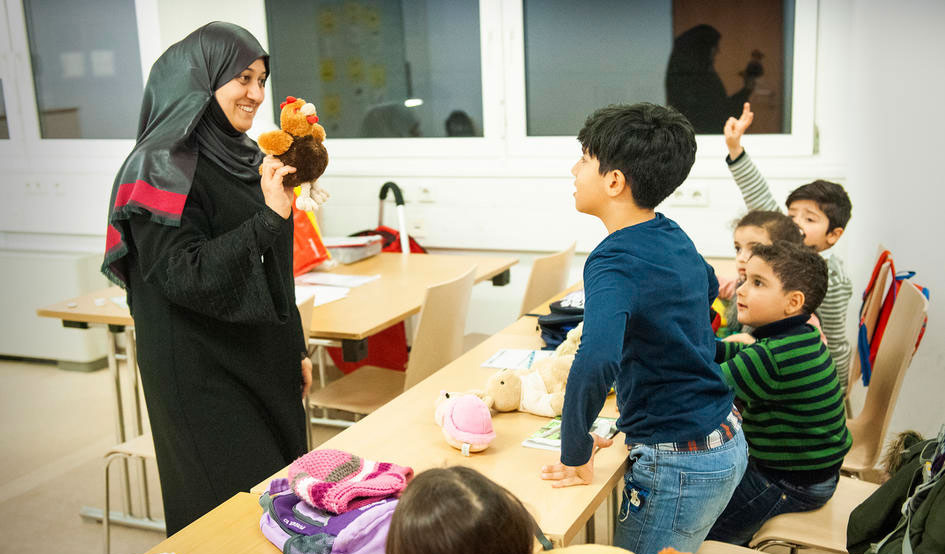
213, 58, 267, 133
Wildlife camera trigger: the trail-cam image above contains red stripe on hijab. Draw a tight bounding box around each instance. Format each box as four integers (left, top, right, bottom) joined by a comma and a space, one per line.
114, 179, 187, 216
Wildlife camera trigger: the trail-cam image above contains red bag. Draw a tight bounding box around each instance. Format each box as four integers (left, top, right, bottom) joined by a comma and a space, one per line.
292, 202, 329, 277
856, 250, 929, 386
351, 225, 426, 254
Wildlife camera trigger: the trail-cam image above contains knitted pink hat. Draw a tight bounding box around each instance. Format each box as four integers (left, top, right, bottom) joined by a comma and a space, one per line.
288, 449, 413, 514
435, 394, 496, 454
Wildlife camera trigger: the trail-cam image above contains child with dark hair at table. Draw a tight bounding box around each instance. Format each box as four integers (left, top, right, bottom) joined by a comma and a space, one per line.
707, 241, 852, 545
541, 103, 747, 554
387, 466, 535, 554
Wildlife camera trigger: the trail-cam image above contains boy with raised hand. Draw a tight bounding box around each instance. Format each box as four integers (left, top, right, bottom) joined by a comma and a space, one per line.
724, 103, 854, 393
540, 103, 747, 554
707, 241, 852, 546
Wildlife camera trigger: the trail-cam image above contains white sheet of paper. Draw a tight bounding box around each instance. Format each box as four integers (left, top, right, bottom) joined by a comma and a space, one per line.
294, 285, 350, 307
481, 349, 554, 370
110, 296, 128, 310
295, 272, 380, 288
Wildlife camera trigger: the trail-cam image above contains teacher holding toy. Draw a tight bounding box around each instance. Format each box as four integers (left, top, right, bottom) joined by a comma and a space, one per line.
101, 21, 310, 535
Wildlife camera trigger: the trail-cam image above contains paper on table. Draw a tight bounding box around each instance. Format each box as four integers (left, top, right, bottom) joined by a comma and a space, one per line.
521, 416, 618, 451
295, 272, 380, 288
294, 285, 350, 307
481, 349, 554, 370
110, 296, 128, 310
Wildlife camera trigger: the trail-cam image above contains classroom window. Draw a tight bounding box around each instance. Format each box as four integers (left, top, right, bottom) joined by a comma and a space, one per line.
523, 0, 794, 136
265, 0, 483, 139
21, 0, 143, 139
0, 80, 8, 139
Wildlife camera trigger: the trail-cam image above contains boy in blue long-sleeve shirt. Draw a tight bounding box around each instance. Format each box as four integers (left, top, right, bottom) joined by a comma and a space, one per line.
540, 103, 748, 553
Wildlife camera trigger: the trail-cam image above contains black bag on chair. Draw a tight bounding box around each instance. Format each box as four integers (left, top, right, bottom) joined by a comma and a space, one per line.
537, 291, 584, 350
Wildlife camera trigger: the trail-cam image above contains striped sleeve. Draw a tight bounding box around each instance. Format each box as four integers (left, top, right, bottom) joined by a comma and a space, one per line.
816, 255, 854, 394
715, 339, 749, 362
718, 343, 781, 402
726, 150, 781, 212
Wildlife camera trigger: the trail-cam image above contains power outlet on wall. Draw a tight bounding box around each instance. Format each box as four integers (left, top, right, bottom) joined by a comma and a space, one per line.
409, 219, 427, 238
669, 183, 709, 207
417, 186, 435, 203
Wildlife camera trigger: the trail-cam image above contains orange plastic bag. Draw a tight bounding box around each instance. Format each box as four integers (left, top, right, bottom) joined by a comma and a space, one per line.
292, 196, 329, 276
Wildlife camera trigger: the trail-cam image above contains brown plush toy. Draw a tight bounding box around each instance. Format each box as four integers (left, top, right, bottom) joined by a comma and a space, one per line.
257, 96, 330, 211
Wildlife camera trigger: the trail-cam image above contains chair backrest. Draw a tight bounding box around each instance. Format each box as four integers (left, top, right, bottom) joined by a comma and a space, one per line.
296, 291, 315, 340
519, 242, 577, 316
846, 282, 928, 470
403, 265, 477, 390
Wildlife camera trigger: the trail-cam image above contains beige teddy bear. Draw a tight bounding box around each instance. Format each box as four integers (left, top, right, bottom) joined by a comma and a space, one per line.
482, 353, 572, 418
479, 321, 583, 418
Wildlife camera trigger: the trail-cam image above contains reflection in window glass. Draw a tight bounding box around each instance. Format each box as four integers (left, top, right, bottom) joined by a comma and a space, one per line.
524, 0, 794, 136
23, 0, 143, 139
0, 81, 8, 139
266, 0, 483, 138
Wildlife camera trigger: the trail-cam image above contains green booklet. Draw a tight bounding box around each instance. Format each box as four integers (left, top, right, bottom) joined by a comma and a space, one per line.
521, 416, 618, 451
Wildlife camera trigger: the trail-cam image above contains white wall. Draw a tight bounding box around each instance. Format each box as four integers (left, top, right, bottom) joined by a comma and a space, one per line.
841, 0, 945, 439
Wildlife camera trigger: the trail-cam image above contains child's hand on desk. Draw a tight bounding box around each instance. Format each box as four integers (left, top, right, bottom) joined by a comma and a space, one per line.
540, 433, 613, 488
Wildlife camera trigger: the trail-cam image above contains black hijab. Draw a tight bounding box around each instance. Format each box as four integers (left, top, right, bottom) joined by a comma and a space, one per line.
102, 21, 268, 287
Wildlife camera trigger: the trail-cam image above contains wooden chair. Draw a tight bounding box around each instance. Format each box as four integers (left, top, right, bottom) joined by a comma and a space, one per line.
697, 540, 759, 554
463, 242, 576, 352
843, 281, 929, 478
520, 241, 577, 316
748, 476, 879, 553
103, 433, 163, 554
308, 266, 476, 417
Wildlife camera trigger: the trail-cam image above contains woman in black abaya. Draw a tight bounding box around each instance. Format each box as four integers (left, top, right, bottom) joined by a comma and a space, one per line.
102, 22, 311, 534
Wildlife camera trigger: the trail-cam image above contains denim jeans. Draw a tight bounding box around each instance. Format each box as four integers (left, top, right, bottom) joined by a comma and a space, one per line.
705, 461, 840, 546
613, 429, 748, 554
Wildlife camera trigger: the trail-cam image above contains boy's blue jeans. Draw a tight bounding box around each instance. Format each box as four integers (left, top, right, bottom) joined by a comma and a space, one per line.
613, 429, 747, 553
705, 461, 840, 546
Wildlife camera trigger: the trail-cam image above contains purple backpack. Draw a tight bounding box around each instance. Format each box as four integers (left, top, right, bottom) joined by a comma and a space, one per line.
259, 478, 397, 554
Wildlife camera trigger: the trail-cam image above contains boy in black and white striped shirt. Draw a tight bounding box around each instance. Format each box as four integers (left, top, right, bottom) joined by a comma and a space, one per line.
723, 102, 854, 393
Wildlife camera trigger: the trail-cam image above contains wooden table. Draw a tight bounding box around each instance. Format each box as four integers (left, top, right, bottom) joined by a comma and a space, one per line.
36, 253, 516, 361
253, 311, 627, 547
143, 493, 276, 554
306, 253, 515, 360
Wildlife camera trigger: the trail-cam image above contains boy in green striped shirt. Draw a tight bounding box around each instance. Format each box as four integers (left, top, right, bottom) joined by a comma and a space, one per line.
706, 241, 852, 546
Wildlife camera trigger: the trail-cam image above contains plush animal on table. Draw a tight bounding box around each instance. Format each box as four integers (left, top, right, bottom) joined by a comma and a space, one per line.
434, 391, 496, 456
258, 96, 330, 212
482, 352, 573, 418
479, 324, 582, 418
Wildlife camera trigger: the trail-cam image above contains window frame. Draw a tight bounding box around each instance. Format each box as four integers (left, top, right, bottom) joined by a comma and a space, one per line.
2, 0, 819, 173
501, 0, 818, 161
309, 0, 507, 167
2, 0, 162, 165
0, 0, 26, 160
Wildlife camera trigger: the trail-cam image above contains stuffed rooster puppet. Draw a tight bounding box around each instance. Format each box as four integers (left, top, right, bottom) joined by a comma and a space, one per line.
258, 96, 329, 211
